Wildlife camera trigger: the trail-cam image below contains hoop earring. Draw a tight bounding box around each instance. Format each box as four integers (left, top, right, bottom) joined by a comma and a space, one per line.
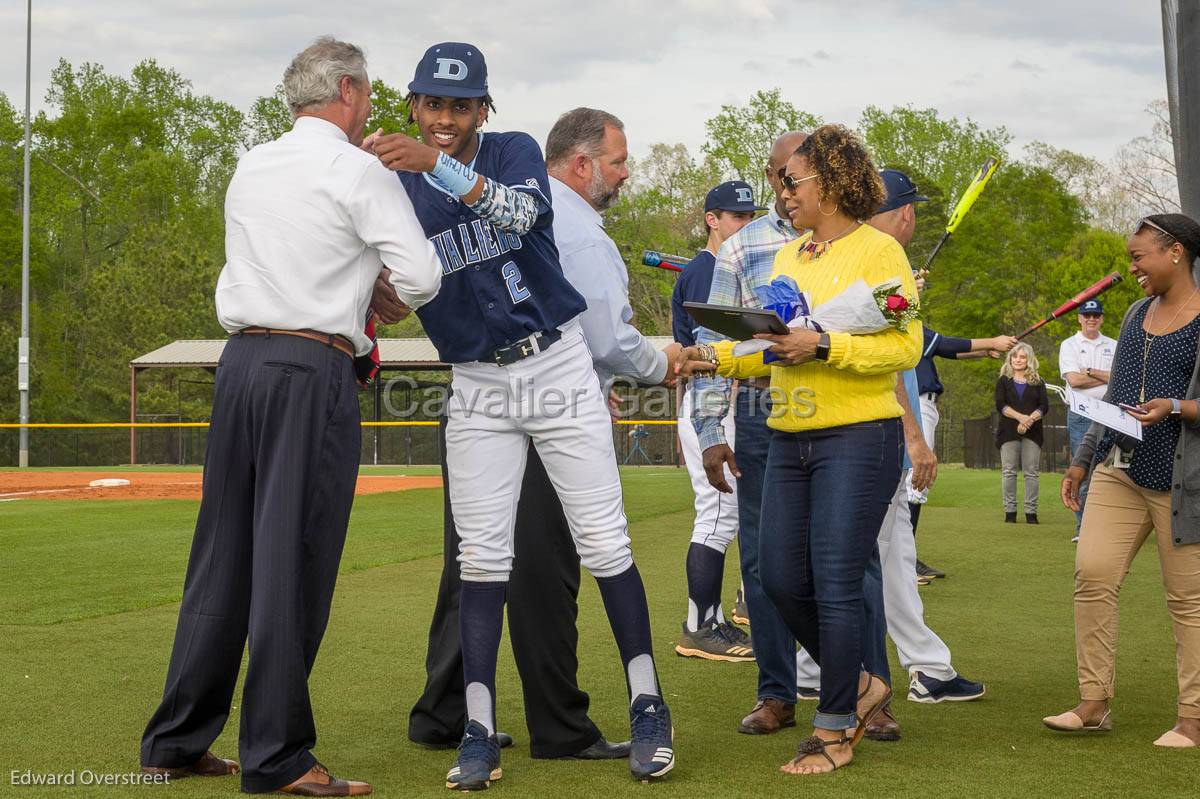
818, 198, 839, 217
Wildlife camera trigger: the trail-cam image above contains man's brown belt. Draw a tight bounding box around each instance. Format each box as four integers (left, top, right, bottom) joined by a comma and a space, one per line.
236, 327, 356, 359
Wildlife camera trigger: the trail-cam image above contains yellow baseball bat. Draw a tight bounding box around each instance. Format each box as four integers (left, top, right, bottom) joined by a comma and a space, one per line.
923, 155, 1001, 270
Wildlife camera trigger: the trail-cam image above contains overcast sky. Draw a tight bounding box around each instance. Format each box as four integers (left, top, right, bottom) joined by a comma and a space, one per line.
0, 1, 1168, 166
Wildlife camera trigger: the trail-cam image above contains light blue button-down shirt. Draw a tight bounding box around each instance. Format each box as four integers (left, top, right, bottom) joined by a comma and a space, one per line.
549, 176, 667, 389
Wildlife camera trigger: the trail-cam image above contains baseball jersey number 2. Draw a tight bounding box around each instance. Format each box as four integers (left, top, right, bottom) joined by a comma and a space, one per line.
502, 261, 530, 304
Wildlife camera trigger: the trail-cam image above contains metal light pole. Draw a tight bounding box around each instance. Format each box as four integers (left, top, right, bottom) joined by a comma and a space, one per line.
18, 0, 32, 467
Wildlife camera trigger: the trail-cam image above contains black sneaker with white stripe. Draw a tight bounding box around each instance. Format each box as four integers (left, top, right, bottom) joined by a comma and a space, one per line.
445, 720, 502, 791
629, 694, 674, 780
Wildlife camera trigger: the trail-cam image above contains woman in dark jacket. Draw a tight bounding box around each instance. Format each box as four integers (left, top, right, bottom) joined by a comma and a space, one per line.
1048, 213, 1200, 749
995, 343, 1049, 523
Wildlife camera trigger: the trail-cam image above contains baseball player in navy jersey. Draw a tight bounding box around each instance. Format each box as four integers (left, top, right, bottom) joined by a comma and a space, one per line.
370, 43, 674, 790
670, 181, 759, 663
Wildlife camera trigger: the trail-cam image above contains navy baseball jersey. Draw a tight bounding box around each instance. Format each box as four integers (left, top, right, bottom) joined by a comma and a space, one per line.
400, 131, 587, 363
670, 249, 716, 347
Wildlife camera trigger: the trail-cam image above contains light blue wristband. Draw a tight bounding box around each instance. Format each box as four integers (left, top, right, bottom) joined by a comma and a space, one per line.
431, 151, 478, 197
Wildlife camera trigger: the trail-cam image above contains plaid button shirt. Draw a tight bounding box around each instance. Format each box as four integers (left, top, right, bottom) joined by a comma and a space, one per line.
692, 206, 798, 450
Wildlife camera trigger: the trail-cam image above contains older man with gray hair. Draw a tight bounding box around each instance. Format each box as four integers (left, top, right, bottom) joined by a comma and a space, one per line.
138, 37, 441, 797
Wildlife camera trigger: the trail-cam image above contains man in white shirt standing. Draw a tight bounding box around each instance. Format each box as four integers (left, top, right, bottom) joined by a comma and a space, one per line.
1058, 299, 1116, 542
139, 37, 441, 797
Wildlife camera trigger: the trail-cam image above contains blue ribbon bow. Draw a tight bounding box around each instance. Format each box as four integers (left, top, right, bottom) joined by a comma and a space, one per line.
754, 276, 808, 323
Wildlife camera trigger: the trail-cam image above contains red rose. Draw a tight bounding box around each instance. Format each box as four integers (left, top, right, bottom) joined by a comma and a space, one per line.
885, 294, 909, 312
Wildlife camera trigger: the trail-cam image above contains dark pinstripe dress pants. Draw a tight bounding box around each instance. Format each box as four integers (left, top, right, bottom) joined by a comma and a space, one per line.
140, 333, 361, 793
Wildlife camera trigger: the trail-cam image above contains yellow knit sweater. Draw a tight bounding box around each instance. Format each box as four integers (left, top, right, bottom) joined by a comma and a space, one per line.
714, 224, 922, 432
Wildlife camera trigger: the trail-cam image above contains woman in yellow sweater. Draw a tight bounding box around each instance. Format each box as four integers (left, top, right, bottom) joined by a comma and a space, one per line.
681, 125, 922, 774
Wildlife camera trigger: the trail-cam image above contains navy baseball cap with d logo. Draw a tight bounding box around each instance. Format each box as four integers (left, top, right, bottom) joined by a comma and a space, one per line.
1080, 299, 1104, 315
704, 180, 766, 213
408, 42, 489, 98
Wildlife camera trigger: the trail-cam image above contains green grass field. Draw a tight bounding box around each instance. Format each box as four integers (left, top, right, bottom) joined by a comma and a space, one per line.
1, 466, 1196, 797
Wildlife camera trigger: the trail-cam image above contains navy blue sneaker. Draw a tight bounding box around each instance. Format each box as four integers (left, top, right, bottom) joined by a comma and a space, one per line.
445, 721, 501, 791
907, 671, 986, 703
796, 685, 821, 701
629, 694, 674, 781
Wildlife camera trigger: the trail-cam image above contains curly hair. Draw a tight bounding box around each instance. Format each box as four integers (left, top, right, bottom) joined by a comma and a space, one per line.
793, 124, 885, 220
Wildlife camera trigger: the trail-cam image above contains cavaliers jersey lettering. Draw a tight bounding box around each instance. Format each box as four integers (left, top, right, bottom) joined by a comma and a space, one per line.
400, 131, 587, 364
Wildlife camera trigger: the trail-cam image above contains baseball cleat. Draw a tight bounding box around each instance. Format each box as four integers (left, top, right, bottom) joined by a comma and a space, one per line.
674, 622, 754, 662
719, 620, 753, 650
907, 671, 986, 703
629, 694, 674, 781
445, 721, 502, 791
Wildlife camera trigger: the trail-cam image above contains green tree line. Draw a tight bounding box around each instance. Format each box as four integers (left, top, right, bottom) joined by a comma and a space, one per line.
0, 60, 1147, 441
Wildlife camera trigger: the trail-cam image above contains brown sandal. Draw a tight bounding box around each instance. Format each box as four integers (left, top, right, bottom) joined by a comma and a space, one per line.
141, 750, 239, 779
781, 734, 853, 775
852, 674, 892, 747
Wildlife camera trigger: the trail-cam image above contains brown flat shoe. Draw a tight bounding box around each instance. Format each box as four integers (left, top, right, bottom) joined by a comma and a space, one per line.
865, 700, 901, 742
852, 673, 892, 747
738, 698, 796, 735
278, 763, 372, 797
141, 750, 239, 780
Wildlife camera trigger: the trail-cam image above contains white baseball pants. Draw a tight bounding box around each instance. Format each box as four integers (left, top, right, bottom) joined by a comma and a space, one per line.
905, 394, 940, 504
677, 385, 738, 552
445, 320, 634, 582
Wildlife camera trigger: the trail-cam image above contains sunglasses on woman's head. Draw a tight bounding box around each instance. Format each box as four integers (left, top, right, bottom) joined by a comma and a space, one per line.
1134, 216, 1175, 241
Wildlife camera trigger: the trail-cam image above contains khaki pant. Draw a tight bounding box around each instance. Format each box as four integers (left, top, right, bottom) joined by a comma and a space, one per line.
1075, 464, 1200, 718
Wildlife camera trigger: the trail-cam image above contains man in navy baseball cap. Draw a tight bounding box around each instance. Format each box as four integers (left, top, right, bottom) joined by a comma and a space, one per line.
407, 42, 490, 99
371, 42, 497, 172
877, 168, 929, 215
667, 179, 760, 665
704, 180, 766, 214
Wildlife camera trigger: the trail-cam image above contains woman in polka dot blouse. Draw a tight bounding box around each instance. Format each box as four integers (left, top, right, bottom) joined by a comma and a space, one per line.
1046, 213, 1200, 749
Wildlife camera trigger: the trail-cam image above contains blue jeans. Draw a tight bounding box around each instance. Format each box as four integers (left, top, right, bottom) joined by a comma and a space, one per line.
1067, 410, 1093, 532
733, 386, 797, 705
760, 419, 903, 730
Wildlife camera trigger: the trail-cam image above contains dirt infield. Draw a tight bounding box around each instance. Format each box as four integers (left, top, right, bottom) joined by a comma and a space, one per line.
0, 471, 443, 502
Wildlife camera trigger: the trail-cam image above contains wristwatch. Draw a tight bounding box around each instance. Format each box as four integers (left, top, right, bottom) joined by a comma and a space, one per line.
815, 333, 831, 362
1171, 398, 1182, 415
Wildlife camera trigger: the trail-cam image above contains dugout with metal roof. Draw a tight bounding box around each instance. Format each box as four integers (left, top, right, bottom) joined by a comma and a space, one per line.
129, 336, 677, 465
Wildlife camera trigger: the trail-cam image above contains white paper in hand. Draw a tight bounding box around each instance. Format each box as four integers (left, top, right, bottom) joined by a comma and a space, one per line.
1065, 388, 1144, 441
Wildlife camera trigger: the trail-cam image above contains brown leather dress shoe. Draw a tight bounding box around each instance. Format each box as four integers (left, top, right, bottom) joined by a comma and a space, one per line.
278, 763, 372, 797
141, 750, 239, 780
738, 698, 796, 735
865, 700, 901, 741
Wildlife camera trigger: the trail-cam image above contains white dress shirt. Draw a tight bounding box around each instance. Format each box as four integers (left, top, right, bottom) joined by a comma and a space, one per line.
1058, 329, 1117, 400
548, 176, 666, 388
216, 116, 442, 356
